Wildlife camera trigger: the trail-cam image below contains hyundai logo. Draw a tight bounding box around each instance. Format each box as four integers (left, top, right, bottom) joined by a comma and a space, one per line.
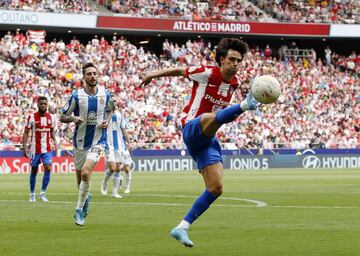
302, 155, 321, 169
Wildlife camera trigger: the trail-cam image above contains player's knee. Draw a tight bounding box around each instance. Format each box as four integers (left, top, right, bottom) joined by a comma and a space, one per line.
81, 167, 91, 181
208, 184, 223, 196
109, 166, 117, 172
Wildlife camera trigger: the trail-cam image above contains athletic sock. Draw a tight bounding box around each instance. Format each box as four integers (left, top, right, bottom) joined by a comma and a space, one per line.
76, 181, 91, 210
41, 171, 51, 193
103, 169, 113, 184
125, 172, 131, 189
112, 172, 121, 195
30, 173, 37, 193
183, 189, 218, 224
176, 220, 191, 230
215, 104, 244, 125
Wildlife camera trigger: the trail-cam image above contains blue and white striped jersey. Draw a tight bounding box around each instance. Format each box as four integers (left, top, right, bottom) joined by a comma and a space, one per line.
106, 110, 129, 151
61, 87, 113, 150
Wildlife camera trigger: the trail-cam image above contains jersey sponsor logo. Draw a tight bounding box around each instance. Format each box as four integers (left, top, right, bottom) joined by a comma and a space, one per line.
36, 128, 51, 132
204, 94, 229, 107
87, 111, 97, 125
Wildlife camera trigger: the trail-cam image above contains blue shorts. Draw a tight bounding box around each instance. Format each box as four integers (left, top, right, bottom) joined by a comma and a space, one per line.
182, 116, 222, 171
30, 152, 53, 167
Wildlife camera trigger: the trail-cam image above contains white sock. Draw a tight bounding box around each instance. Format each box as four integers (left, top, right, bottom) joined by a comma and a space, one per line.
112, 173, 121, 195
103, 169, 113, 184
176, 220, 190, 230
125, 172, 131, 189
76, 181, 91, 210
240, 100, 250, 111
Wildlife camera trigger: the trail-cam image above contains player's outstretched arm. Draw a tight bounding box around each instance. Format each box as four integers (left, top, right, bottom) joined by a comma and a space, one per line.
141, 67, 187, 86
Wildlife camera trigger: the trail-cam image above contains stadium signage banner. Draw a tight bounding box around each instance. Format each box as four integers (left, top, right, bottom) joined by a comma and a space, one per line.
97, 16, 330, 36
0, 10, 97, 28
1, 154, 360, 173
330, 24, 360, 37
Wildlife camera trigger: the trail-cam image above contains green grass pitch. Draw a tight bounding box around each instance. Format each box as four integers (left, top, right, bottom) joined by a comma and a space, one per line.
1, 169, 360, 256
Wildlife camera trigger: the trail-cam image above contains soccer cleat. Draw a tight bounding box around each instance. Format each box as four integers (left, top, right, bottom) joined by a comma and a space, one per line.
246, 90, 259, 110
112, 193, 122, 198
83, 193, 92, 218
74, 209, 84, 226
29, 193, 36, 203
170, 228, 194, 248
100, 181, 107, 195
39, 193, 49, 202
124, 187, 130, 194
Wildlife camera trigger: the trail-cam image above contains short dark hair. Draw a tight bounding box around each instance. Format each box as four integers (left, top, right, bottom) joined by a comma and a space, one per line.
38, 96, 48, 103
82, 62, 97, 75
215, 38, 249, 66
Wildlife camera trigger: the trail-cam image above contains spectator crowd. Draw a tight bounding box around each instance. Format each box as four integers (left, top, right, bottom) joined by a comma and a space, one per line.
0, 0, 97, 13
0, 30, 359, 151
1, 0, 359, 24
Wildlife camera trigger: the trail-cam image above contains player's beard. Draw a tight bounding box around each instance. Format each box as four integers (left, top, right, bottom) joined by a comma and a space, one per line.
87, 80, 97, 87
38, 108, 47, 114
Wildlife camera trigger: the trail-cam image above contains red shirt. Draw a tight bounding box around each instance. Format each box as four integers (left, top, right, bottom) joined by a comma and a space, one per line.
26, 112, 55, 154
181, 65, 241, 127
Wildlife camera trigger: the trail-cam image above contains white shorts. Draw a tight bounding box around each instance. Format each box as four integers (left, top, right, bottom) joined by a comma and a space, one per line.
106, 149, 122, 163
120, 150, 133, 166
74, 145, 104, 170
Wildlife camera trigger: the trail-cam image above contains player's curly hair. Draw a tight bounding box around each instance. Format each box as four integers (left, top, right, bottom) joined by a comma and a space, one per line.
215, 38, 249, 66
82, 62, 97, 75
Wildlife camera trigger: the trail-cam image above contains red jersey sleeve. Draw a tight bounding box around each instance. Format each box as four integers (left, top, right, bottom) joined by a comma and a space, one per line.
186, 65, 208, 83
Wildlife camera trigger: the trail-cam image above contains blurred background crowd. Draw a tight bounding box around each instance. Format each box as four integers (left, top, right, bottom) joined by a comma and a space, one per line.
0, 30, 358, 151
0, 0, 359, 151
1, 0, 359, 24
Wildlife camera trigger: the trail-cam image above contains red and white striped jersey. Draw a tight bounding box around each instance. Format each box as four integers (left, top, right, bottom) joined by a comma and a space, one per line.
26, 112, 55, 154
181, 65, 241, 127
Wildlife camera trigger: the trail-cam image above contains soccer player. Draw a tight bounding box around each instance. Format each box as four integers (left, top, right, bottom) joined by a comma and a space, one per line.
60, 62, 113, 226
100, 104, 131, 198
23, 96, 56, 203
141, 38, 259, 247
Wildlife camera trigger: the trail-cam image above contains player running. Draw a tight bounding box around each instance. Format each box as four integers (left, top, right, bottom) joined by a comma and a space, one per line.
60, 62, 113, 226
23, 96, 56, 203
100, 104, 133, 198
141, 38, 259, 247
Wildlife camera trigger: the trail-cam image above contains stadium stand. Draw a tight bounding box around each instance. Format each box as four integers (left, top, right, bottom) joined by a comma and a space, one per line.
1, 0, 359, 24
0, 0, 97, 13
255, 0, 360, 24
0, 31, 358, 150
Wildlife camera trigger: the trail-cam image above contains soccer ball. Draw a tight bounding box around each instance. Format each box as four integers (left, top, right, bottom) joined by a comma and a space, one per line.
251, 75, 281, 104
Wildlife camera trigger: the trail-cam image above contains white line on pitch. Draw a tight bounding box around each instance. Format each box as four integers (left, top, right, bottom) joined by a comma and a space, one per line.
0, 199, 359, 209
1, 193, 267, 207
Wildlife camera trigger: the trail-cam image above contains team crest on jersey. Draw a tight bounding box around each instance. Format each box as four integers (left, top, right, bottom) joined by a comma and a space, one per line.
99, 97, 105, 105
